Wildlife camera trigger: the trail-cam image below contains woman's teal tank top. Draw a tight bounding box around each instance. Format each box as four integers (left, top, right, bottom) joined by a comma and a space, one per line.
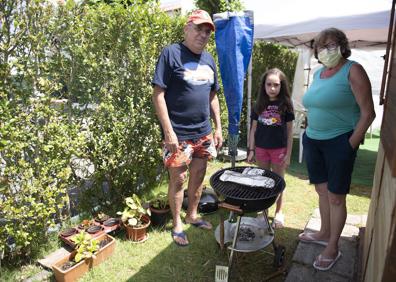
302, 60, 360, 140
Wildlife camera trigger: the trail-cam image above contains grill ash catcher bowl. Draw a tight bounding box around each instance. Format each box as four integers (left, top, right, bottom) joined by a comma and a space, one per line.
210, 166, 287, 280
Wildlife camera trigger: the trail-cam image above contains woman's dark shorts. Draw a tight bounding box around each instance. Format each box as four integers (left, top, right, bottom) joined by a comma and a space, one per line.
302, 131, 357, 194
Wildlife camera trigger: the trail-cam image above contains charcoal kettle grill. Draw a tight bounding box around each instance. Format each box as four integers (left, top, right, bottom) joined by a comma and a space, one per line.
210, 166, 287, 279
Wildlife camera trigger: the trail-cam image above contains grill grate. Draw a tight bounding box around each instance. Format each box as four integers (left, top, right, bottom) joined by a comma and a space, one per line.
210, 166, 285, 201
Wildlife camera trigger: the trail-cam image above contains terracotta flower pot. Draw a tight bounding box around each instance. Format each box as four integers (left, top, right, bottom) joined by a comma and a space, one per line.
92, 234, 116, 266
124, 214, 150, 242
52, 252, 92, 282
94, 214, 110, 224
86, 225, 103, 235
52, 234, 116, 282
149, 206, 170, 227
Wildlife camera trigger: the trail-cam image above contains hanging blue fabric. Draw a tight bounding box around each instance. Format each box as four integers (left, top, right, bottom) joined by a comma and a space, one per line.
214, 11, 254, 156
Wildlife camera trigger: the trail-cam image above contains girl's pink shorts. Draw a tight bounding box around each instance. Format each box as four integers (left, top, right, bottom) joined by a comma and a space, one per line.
255, 147, 287, 164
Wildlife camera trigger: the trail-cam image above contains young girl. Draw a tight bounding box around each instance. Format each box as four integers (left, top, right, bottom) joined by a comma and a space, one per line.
247, 68, 294, 228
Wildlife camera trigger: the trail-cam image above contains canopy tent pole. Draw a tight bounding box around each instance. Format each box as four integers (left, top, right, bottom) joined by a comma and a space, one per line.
247, 55, 253, 146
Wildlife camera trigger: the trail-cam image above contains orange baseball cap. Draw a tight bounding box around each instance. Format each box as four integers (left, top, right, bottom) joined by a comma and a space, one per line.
187, 9, 215, 31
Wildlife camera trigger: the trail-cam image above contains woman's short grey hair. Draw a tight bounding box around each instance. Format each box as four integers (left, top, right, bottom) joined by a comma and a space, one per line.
313, 27, 351, 59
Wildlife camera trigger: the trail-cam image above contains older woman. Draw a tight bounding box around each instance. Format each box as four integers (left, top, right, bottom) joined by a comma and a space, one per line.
299, 28, 375, 271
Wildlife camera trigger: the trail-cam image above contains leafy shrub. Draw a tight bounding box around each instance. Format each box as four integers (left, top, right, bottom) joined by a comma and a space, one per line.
0, 0, 84, 263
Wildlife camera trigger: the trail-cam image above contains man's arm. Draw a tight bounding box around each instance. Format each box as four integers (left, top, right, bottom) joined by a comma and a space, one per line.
209, 90, 223, 149
152, 85, 178, 153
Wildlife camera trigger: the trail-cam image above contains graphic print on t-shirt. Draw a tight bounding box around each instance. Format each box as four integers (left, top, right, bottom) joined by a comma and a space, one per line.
183, 62, 214, 86
258, 105, 281, 126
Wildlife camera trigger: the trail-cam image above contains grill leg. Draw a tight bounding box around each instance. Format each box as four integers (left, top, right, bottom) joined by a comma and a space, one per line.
219, 214, 224, 251
228, 215, 242, 267
263, 210, 274, 235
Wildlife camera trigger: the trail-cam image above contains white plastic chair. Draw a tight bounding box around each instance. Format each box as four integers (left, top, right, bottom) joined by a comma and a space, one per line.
293, 110, 307, 163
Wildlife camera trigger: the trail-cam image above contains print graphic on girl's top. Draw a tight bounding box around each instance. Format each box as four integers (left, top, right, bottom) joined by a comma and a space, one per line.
258, 105, 282, 126
183, 62, 214, 85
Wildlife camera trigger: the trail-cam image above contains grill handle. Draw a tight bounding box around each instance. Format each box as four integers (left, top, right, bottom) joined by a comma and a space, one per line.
218, 202, 243, 214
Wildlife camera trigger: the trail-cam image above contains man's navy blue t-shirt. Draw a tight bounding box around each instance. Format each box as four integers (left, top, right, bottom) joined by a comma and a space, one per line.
152, 43, 219, 141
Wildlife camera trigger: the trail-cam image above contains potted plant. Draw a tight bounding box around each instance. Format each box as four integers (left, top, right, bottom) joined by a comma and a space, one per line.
94, 212, 110, 224
76, 219, 104, 239
93, 212, 120, 233
52, 232, 115, 282
71, 231, 100, 263
117, 194, 151, 242
78, 219, 93, 231
149, 192, 170, 227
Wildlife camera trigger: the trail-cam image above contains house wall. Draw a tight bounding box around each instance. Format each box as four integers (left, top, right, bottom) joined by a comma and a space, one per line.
363, 2, 396, 281
160, 0, 195, 15
363, 143, 396, 281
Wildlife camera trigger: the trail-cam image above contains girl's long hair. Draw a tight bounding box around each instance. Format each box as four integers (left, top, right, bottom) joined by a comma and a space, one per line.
254, 68, 293, 115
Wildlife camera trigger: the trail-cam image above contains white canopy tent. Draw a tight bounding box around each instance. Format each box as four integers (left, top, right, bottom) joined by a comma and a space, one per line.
245, 9, 391, 161
254, 10, 390, 49
247, 9, 390, 122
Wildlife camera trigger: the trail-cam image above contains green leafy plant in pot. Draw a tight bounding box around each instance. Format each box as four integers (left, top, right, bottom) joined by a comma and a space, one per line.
52, 232, 116, 282
71, 231, 100, 263
149, 192, 170, 227
117, 194, 151, 242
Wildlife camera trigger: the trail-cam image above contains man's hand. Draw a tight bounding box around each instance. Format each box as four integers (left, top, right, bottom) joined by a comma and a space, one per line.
164, 130, 179, 153
214, 129, 223, 150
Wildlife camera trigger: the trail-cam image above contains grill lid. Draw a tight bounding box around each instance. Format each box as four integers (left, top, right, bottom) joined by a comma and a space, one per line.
210, 166, 285, 201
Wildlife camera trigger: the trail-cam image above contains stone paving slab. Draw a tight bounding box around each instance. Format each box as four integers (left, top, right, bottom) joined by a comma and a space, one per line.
312, 208, 367, 227
286, 263, 351, 282
305, 217, 360, 242
37, 247, 70, 269
286, 209, 364, 282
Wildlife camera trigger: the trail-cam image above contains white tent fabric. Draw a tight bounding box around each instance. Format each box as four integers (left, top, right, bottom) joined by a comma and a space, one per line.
254, 10, 390, 49
249, 9, 390, 118
291, 48, 313, 111
246, 9, 390, 159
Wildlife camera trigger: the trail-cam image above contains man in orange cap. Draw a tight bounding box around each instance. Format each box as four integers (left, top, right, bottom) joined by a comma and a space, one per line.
152, 9, 222, 246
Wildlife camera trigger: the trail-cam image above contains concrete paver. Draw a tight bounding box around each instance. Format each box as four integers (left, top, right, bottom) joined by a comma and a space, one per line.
286, 208, 364, 282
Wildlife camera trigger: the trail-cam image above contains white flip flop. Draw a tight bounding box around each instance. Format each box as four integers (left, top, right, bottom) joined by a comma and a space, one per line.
313, 251, 342, 271
298, 232, 329, 246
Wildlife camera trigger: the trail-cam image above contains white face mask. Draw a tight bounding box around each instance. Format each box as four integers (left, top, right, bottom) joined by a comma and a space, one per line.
318, 46, 342, 68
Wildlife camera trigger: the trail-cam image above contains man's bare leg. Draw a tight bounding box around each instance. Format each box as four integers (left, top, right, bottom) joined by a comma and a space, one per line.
168, 165, 188, 245
184, 157, 212, 229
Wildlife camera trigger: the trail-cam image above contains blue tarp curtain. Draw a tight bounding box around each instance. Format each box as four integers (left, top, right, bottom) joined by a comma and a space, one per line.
214, 11, 254, 156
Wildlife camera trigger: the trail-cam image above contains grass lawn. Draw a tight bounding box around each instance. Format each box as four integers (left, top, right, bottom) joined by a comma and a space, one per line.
1, 136, 378, 282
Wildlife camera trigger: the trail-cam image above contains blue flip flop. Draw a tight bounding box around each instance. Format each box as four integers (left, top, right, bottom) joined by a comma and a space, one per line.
171, 230, 189, 247
188, 219, 212, 230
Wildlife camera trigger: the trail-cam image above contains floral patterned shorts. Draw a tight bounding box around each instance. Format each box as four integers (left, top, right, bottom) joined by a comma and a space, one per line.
163, 133, 217, 168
